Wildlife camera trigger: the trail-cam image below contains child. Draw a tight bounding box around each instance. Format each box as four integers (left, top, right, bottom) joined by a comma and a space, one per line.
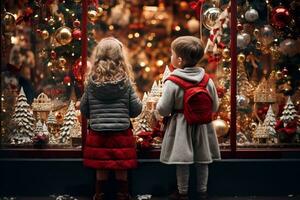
156, 36, 221, 200
80, 37, 142, 200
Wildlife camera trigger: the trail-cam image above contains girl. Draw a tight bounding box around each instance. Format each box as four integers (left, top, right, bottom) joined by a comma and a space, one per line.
157, 36, 221, 200
80, 37, 142, 200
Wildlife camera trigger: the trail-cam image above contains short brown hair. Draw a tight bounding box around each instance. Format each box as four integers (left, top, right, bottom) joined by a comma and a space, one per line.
171, 36, 204, 68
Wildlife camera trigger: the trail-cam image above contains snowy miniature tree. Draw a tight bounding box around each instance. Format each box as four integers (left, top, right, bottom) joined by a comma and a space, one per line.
59, 101, 77, 143
10, 87, 35, 144
42, 123, 49, 136
280, 97, 297, 126
47, 111, 57, 125
162, 65, 171, 82
263, 105, 277, 143
34, 120, 44, 135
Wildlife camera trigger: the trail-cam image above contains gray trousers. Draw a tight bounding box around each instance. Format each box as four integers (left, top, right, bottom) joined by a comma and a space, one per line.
176, 164, 208, 194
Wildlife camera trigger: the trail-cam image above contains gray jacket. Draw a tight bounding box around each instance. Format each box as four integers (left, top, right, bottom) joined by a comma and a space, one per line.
80, 77, 142, 132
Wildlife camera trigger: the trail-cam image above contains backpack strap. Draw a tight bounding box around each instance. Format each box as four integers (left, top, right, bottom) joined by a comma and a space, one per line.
198, 73, 210, 88
165, 75, 196, 90
165, 73, 210, 89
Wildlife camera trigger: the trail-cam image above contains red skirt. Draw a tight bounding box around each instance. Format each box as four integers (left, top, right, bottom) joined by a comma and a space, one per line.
83, 128, 137, 170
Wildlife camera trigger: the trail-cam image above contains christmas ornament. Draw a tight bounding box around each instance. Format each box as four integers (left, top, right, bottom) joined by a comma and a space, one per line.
3, 12, 16, 34
203, 7, 221, 30
279, 39, 298, 57
253, 28, 260, 38
63, 76, 71, 85
41, 30, 49, 40
237, 94, 250, 109
245, 8, 259, 22
237, 34, 247, 49
212, 117, 229, 137
260, 25, 274, 46
237, 53, 246, 63
50, 50, 57, 59
222, 48, 230, 59
73, 0, 81, 3
271, 6, 291, 29
48, 17, 55, 26
55, 26, 72, 45
97, 7, 104, 17
242, 32, 251, 45
187, 17, 200, 33
179, 1, 189, 11
73, 19, 80, 28
58, 57, 67, 66
88, 9, 98, 22
72, 29, 81, 40
73, 58, 82, 81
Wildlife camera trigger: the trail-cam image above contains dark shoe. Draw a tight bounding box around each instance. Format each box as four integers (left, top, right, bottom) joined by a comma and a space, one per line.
116, 192, 132, 200
116, 180, 131, 200
93, 193, 105, 200
197, 191, 208, 200
168, 190, 189, 200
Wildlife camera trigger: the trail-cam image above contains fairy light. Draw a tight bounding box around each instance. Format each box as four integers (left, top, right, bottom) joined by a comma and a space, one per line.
72, 53, 75, 56
147, 42, 152, 47
128, 34, 133, 39
52, 27, 55, 30
140, 62, 146, 67
175, 26, 181, 31
71, 13, 75, 17
66, 8, 70, 12
145, 67, 151, 72
156, 60, 164, 67
58, 17, 62, 21
134, 32, 140, 38
52, 76, 55, 79
109, 25, 114, 30
67, 83, 71, 86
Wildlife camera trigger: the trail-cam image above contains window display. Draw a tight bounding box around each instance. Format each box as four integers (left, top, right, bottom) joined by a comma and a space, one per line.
1, 0, 299, 156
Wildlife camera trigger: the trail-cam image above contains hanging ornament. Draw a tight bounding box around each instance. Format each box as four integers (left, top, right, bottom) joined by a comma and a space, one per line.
73, 19, 80, 28
245, 8, 259, 22
48, 17, 55, 26
237, 94, 250, 109
63, 75, 71, 85
237, 23, 243, 31
72, 29, 81, 40
72, 58, 82, 82
187, 17, 200, 33
88, 9, 99, 22
58, 57, 67, 66
237, 53, 246, 63
271, 6, 291, 29
203, 7, 221, 30
237, 33, 247, 49
179, 1, 189, 11
55, 26, 72, 45
41, 30, 49, 40
222, 48, 230, 59
212, 117, 229, 137
3, 12, 16, 34
97, 7, 104, 17
241, 32, 251, 45
279, 39, 298, 57
50, 50, 57, 59
260, 25, 274, 46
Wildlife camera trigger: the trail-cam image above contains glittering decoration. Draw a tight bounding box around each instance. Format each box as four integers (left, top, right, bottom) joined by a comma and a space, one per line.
245, 8, 259, 22
253, 75, 276, 103
253, 122, 268, 143
32, 93, 53, 112
212, 116, 229, 137
203, 7, 221, 30
55, 26, 73, 45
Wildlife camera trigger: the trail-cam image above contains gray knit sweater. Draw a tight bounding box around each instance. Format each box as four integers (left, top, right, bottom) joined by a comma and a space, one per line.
80, 77, 142, 132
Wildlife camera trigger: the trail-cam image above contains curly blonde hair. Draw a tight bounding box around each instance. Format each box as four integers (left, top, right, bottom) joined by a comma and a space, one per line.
85, 37, 134, 85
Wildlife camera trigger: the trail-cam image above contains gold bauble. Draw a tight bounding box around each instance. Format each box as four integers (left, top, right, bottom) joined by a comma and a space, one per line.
88, 10, 98, 22
3, 12, 16, 33
203, 7, 221, 30
237, 53, 246, 63
41, 30, 49, 40
253, 28, 260, 37
256, 41, 261, 49
55, 26, 72, 45
47, 61, 53, 68
222, 48, 230, 59
97, 7, 104, 16
59, 57, 67, 66
213, 117, 229, 137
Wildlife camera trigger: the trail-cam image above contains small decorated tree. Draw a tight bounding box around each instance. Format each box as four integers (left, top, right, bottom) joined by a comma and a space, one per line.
59, 101, 77, 143
10, 87, 35, 144
263, 105, 277, 143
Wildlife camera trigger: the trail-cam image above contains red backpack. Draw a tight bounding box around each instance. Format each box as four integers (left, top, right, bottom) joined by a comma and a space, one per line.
166, 73, 213, 125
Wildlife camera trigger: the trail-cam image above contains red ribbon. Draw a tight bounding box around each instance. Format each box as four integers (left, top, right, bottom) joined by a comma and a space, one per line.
189, 0, 205, 19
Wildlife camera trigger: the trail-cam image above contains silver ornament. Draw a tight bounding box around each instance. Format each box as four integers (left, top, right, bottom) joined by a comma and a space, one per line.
237, 34, 247, 49
279, 39, 298, 57
260, 25, 274, 46
245, 8, 259, 22
237, 94, 250, 109
242, 32, 251, 45
203, 7, 221, 30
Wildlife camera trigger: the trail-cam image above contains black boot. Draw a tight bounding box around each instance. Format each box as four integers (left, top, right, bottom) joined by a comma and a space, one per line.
168, 190, 189, 200
116, 180, 131, 200
93, 180, 106, 200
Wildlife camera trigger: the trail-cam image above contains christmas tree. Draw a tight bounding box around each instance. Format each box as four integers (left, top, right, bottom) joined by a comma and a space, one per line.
34, 120, 44, 135
10, 87, 35, 144
263, 105, 277, 143
47, 111, 57, 125
59, 101, 77, 143
280, 97, 297, 125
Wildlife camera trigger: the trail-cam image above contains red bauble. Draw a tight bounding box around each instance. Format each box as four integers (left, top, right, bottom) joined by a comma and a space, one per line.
271, 6, 291, 29
72, 29, 81, 40
73, 58, 82, 81
50, 50, 57, 59
63, 75, 71, 85
73, 19, 81, 28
